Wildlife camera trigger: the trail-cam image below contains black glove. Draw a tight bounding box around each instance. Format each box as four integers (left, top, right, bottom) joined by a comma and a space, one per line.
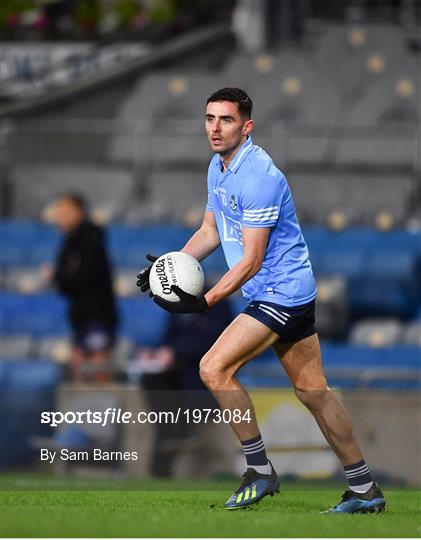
136, 254, 158, 292
153, 285, 209, 314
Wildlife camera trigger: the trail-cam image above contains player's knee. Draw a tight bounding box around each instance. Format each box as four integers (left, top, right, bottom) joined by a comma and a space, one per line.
294, 386, 330, 411
199, 354, 229, 388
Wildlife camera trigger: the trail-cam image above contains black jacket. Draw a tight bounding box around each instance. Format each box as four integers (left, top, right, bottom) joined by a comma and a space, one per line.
54, 221, 118, 329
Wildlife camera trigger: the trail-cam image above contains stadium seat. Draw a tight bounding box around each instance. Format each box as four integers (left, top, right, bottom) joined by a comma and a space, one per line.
365, 250, 420, 281
11, 166, 135, 221
311, 23, 419, 168
288, 173, 413, 226
0, 293, 69, 336
221, 50, 341, 164
238, 344, 421, 390
229, 295, 248, 317
107, 224, 193, 268
114, 270, 139, 297
0, 220, 60, 268
402, 322, 421, 347
0, 359, 64, 467
4, 267, 48, 294
36, 336, 71, 363
315, 277, 349, 340
118, 297, 169, 346
349, 319, 403, 347
111, 336, 136, 374
110, 72, 220, 164
201, 247, 227, 281
147, 172, 207, 223
349, 277, 418, 318
0, 334, 34, 360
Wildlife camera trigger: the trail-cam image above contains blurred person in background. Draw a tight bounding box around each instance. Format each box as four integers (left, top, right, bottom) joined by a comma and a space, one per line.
136, 292, 232, 477
45, 193, 118, 383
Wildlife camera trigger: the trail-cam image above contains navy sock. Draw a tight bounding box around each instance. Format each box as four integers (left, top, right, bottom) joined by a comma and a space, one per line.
241, 434, 269, 469
344, 459, 374, 493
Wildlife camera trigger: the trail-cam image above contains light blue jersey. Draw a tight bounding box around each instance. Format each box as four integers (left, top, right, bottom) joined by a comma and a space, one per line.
206, 136, 316, 306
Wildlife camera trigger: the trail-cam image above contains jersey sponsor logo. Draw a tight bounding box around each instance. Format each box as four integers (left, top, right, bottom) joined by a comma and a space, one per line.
220, 212, 242, 245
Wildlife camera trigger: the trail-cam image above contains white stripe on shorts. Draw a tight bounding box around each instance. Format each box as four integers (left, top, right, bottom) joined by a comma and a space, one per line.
258, 306, 286, 325
258, 304, 289, 321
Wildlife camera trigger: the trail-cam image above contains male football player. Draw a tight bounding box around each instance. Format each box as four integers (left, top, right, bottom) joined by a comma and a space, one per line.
137, 88, 386, 513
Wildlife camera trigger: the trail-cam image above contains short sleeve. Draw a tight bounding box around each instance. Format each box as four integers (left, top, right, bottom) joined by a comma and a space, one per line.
206, 186, 214, 211
206, 158, 216, 212
240, 172, 283, 228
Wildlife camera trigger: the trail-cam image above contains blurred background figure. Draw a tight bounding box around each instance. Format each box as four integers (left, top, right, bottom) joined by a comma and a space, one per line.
47, 193, 118, 383
135, 294, 233, 477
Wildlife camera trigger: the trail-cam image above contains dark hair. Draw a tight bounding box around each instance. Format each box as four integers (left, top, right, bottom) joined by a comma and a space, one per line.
60, 192, 87, 213
207, 88, 253, 119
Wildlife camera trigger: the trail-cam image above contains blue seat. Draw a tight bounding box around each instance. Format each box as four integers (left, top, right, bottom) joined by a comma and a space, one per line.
0, 293, 69, 337
118, 297, 169, 346
0, 358, 64, 389
349, 276, 419, 318
0, 220, 61, 267
140, 225, 192, 247
0, 221, 33, 267
238, 344, 420, 389
201, 248, 227, 275
365, 250, 419, 281
0, 359, 64, 468
320, 343, 421, 370
108, 225, 193, 268
229, 296, 248, 316
28, 229, 61, 265
318, 250, 365, 278
0, 293, 28, 333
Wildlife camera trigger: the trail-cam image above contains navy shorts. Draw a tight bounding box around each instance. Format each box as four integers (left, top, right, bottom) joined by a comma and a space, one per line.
73, 321, 115, 354
243, 299, 316, 343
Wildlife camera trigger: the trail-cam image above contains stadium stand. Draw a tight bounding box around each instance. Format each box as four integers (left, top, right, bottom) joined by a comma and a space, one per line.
287, 173, 414, 226
237, 344, 421, 390
1, 221, 420, 319
0, 14, 420, 474
403, 321, 421, 346
110, 72, 218, 165
0, 359, 64, 467
349, 319, 403, 347
36, 336, 71, 364
1, 334, 34, 360
11, 165, 136, 221
314, 277, 349, 340
147, 172, 207, 221
4, 267, 47, 294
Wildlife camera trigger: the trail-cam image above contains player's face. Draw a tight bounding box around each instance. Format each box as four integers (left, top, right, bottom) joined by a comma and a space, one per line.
205, 101, 253, 156
54, 199, 84, 232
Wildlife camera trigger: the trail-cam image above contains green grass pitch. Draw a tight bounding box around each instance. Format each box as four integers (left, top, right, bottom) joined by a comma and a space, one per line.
1, 476, 420, 537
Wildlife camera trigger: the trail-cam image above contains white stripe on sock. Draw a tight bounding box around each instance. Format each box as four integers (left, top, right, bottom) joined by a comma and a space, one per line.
243, 441, 265, 452
243, 441, 265, 450
244, 446, 265, 455
345, 464, 369, 475
346, 468, 370, 479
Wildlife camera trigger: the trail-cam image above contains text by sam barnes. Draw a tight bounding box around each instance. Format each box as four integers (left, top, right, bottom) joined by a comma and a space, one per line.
40, 449, 139, 463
